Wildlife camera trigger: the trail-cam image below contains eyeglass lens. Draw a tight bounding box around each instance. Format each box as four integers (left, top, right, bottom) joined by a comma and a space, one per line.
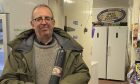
34, 16, 53, 23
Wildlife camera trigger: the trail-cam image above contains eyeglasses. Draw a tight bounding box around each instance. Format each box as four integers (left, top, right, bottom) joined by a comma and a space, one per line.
32, 16, 53, 23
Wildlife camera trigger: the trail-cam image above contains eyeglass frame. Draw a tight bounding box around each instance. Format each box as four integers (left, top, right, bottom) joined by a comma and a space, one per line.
32, 16, 54, 23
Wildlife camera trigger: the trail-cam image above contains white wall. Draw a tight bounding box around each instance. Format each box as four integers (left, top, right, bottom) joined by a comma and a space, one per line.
64, 1, 93, 83
48, 0, 64, 28
64, 0, 93, 68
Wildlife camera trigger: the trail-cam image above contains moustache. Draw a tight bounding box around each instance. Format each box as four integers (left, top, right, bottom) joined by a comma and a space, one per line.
40, 24, 49, 29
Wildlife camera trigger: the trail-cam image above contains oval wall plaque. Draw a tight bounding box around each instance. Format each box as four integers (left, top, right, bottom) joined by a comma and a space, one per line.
97, 8, 126, 23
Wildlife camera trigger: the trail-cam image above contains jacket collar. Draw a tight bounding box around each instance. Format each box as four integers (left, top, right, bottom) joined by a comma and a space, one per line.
8, 27, 83, 53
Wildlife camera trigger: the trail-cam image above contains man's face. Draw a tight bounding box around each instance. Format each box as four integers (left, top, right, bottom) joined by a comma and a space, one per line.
31, 7, 55, 39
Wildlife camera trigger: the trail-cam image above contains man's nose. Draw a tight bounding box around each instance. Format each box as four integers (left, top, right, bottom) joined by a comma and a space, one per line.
41, 19, 47, 24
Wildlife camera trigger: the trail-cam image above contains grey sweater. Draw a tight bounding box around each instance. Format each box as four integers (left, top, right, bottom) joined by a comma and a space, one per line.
34, 38, 60, 84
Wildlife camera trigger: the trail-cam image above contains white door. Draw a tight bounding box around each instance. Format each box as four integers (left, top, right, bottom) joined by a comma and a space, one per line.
92, 26, 107, 79
107, 26, 127, 80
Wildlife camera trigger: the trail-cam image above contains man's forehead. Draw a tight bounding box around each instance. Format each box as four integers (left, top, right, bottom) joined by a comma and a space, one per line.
33, 7, 51, 13
33, 7, 53, 17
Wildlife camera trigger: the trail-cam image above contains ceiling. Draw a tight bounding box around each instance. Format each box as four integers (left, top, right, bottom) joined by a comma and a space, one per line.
93, 0, 130, 8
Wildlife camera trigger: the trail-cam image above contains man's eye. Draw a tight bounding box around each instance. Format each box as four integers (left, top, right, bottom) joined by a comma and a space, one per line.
35, 17, 42, 21
45, 17, 51, 21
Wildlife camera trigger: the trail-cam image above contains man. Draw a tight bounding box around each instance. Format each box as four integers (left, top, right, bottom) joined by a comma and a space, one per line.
0, 4, 90, 84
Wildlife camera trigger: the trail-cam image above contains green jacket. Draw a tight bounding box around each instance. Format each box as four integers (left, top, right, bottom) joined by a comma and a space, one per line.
0, 28, 90, 84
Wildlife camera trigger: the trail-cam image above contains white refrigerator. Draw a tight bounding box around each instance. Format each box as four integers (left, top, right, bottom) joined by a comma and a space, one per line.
92, 26, 127, 80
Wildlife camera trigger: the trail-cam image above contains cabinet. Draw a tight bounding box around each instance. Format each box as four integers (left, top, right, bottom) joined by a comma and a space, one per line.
92, 26, 127, 80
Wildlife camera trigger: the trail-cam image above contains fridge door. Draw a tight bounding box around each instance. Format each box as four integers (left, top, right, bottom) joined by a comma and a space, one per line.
92, 26, 107, 79
107, 26, 127, 80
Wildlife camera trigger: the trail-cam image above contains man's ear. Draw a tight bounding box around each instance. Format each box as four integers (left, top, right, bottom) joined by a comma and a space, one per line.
30, 21, 35, 29
52, 19, 55, 26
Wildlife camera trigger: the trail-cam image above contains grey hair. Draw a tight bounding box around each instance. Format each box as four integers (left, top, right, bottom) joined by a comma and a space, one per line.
31, 4, 54, 20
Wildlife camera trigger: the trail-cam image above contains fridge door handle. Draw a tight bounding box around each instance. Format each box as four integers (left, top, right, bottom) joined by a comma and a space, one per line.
108, 46, 111, 56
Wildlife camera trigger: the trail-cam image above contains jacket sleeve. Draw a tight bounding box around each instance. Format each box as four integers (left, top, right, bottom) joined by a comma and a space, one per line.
0, 51, 34, 84
60, 53, 90, 84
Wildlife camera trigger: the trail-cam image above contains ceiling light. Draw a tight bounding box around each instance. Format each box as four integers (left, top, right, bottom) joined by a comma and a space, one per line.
64, 0, 74, 4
